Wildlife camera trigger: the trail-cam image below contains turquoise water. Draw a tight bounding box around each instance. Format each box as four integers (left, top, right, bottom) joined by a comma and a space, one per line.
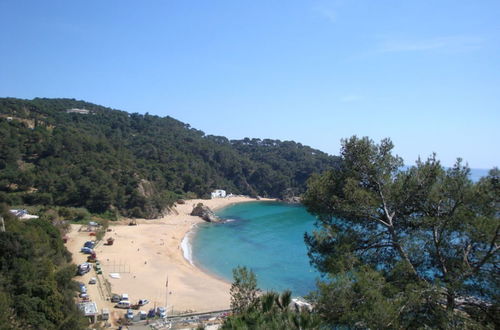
190, 169, 490, 298
191, 202, 319, 297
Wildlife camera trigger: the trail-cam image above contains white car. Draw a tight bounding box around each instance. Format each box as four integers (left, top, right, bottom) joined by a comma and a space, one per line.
116, 301, 131, 309
89, 277, 97, 284
126, 308, 134, 319
138, 299, 150, 306
156, 307, 166, 318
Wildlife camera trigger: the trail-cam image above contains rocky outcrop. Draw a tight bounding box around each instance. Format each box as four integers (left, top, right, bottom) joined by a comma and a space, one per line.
281, 188, 302, 204
282, 196, 301, 204
137, 179, 155, 198
190, 203, 220, 222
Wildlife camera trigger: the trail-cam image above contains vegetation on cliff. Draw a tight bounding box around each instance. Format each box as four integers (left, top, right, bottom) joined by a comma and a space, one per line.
0, 206, 86, 329
0, 97, 339, 218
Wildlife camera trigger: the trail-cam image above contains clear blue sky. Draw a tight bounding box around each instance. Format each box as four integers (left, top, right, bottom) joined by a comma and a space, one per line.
1, 1, 499, 169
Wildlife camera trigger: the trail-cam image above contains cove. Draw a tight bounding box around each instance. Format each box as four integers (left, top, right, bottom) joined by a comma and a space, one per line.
191, 201, 319, 297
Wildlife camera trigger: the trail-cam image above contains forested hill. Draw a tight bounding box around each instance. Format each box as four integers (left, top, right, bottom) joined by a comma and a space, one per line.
0, 97, 339, 218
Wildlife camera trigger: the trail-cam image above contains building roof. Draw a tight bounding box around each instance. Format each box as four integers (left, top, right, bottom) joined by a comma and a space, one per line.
66, 108, 90, 114
9, 209, 39, 219
77, 302, 98, 316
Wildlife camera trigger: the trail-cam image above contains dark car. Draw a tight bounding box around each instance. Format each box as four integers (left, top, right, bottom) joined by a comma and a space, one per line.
80, 247, 93, 254
84, 241, 95, 248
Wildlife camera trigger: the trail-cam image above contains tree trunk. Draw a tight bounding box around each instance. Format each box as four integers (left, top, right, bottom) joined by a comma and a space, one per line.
388, 226, 419, 278
446, 291, 455, 311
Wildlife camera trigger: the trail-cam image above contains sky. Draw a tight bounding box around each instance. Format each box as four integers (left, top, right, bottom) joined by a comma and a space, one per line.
1, 1, 499, 169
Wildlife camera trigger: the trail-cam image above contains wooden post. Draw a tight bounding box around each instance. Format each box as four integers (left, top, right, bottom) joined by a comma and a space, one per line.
165, 275, 168, 318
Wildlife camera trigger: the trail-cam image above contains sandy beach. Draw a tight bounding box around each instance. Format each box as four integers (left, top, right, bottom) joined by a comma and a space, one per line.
66, 196, 272, 322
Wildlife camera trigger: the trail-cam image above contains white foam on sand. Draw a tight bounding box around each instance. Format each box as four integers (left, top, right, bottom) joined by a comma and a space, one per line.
181, 225, 197, 266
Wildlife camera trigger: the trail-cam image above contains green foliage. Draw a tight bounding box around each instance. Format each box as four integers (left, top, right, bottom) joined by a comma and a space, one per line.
224, 267, 322, 329
302, 136, 499, 328
57, 206, 91, 222
0, 98, 339, 218
0, 205, 85, 329
230, 266, 260, 313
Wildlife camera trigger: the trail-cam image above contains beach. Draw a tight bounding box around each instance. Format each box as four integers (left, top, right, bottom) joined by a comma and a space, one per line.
66, 196, 270, 323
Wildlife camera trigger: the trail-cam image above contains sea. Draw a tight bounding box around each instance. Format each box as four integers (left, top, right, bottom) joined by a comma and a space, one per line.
191, 202, 318, 297
188, 168, 491, 298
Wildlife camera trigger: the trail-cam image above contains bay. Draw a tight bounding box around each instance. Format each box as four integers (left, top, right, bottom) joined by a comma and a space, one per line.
190, 168, 489, 298
191, 201, 319, 297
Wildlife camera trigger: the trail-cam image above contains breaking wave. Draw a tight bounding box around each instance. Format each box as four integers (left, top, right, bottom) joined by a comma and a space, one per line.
181, 225, 197, 266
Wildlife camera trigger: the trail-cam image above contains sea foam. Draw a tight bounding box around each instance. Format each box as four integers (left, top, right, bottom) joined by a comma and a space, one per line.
181, 225, 196, 265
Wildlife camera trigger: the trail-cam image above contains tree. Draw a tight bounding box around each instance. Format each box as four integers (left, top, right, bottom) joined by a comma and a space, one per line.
225, 267, 322, 329
1, 97, 339, 217
0, 206, 86, 329
230, 266, 260, 313
302, 136, 499, 328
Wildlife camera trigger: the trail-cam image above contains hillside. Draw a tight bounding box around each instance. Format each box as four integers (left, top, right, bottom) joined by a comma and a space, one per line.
0, 206, 86, 329
0, 97, 339, 218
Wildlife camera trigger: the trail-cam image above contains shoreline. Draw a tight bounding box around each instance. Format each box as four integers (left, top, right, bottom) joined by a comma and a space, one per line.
179, 198, 269, 263
179, 197, 276, 282
66, 196, 274, 322
180, 223, 198, 266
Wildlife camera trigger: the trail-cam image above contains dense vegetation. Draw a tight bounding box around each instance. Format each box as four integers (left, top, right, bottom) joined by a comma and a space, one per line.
225, 137, 498, 329
0, 97, 339, 218
223, 266, 322, 329
302, 137, 499, 328
0, 206, 86, 329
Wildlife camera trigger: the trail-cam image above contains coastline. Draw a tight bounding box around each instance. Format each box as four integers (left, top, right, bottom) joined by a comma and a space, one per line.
178, 196, 275, 264
66, 196, 274, 322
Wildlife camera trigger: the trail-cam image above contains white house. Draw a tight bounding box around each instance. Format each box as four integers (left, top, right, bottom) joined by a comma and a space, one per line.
66, 108, 90, 114
211, 189, 227, 199
9, 209, 39, 220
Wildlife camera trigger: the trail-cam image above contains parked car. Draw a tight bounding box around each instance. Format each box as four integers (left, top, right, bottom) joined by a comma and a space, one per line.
77, 263, 92, 275
84, 241, 95, 249
80, 247, 93, 254
138, 299, 149, 306
125, 308, 134, 319
80, 285, 87, 294
138, 310, 147, 320
147, 308, 156, 318
111, 294, 121, 303
101, 308, 110, 321
116, 301, 131, 309
121, 293, 129, 301
89, 277, 97, 284
156, 307, 166, 318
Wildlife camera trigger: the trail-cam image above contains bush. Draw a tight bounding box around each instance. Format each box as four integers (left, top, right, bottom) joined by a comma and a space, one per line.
0, 192, 22, 205
23, 192, 53, 205
73, 208, 90, 221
